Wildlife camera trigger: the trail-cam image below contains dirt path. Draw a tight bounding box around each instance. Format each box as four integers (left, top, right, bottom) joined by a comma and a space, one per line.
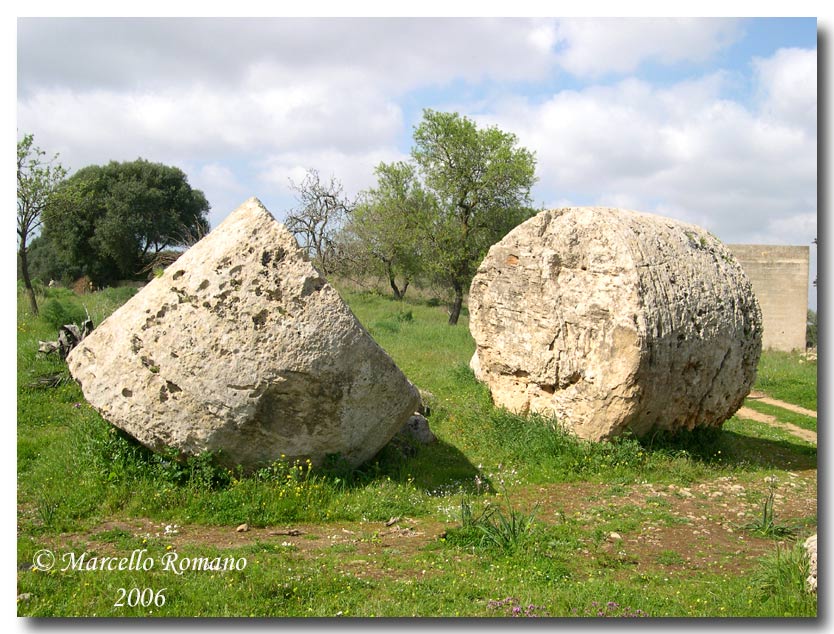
747, 391, 817, 418
736, 406, 817, 445
41, 473, 817, 586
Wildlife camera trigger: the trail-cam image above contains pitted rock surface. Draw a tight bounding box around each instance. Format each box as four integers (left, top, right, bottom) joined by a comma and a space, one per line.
805, 534, 817, 593
68, 197, 420, 469
468, 207, 762, 441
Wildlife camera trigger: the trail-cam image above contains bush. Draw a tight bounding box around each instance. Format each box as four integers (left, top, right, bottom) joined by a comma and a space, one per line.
40, 298, 88, 330
21, 234, 81, 286
43, 286, 77, 301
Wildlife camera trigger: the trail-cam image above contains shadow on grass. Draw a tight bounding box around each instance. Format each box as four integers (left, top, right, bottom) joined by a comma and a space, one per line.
66, 407, 487, 502
320, 437, 488, 495
643, 426, 817, 472
380, 438, 486, 493
711, 430, 816, 471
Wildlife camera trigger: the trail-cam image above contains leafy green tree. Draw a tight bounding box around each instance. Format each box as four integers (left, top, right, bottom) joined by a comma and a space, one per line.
347, 161, 434, 299
21, 234, 81, 286
43, 159, 210, 286
411, 109, 537, 324
17, 133, 68, 315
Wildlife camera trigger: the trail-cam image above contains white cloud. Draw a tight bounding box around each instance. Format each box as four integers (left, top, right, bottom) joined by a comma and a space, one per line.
18, 18, 562, 96
185, 162, 251, 226
753, 47, 817, 134
16, 82, 404, 172
480, 48, 815, 251
256, 147, 410, 202
754, 212, 818, 246
528, 22, 557, 53
15, 20, 816, 247
17, 17, 567, 217
196, 163, 244, 193
553, 18, 741, 78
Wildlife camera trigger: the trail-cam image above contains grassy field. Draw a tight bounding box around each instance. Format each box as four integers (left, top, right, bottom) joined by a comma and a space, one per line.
17, 285, 817, 617
753, 351, 817, 411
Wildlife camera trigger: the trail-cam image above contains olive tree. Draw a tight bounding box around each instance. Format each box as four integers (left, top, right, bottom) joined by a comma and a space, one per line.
43, 158, 210, 287
346, 161, 434, 299
411, 109, 537, 324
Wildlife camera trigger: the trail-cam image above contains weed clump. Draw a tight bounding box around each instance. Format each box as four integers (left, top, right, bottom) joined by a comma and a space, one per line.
752, 541, 816, 615
744, 475, 794, 537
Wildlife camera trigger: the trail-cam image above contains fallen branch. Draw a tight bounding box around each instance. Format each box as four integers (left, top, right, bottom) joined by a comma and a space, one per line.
38, 317, 94, 359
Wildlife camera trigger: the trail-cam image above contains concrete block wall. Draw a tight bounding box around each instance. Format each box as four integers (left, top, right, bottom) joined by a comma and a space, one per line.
726, 245, 810, 352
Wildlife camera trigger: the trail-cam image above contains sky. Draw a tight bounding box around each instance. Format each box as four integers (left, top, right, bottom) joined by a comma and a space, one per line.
15, 15, 819, 307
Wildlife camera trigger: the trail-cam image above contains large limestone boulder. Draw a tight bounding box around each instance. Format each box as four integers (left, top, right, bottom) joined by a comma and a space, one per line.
67, 197, 420, 470
469, 207, 762, 441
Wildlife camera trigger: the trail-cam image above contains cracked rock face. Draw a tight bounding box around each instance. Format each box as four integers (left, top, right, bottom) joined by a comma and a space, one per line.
67, 197, 420, 470
469, 207, 762, 441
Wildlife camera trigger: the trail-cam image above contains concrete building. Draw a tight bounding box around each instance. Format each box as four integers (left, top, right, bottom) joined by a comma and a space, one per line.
726, 245, 810, 352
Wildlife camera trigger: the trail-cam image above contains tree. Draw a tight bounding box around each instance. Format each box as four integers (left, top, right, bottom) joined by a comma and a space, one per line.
411, 109, 537, 324
21, 234, 81, 286
43, 159, 210, 286
347, 161, 434, 299
285, 169, 355, 275
17, 133, 68, 315
807, 309, 817, 348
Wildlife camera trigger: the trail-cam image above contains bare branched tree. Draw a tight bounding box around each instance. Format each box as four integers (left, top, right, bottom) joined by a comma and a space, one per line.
285, 169, 355, 275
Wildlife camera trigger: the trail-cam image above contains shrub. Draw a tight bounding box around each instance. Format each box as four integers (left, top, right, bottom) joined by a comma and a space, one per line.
42, 286, 77, 301
40, 298, 88, 330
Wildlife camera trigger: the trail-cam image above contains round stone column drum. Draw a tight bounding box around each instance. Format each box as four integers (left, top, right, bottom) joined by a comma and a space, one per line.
468, 207, 762, 441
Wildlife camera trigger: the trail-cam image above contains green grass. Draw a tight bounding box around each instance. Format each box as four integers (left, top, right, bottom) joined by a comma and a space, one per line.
754, 351, 817, 411
17, 285, 817, 617
743, 399, 817, 433
751, 542, 817, 616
